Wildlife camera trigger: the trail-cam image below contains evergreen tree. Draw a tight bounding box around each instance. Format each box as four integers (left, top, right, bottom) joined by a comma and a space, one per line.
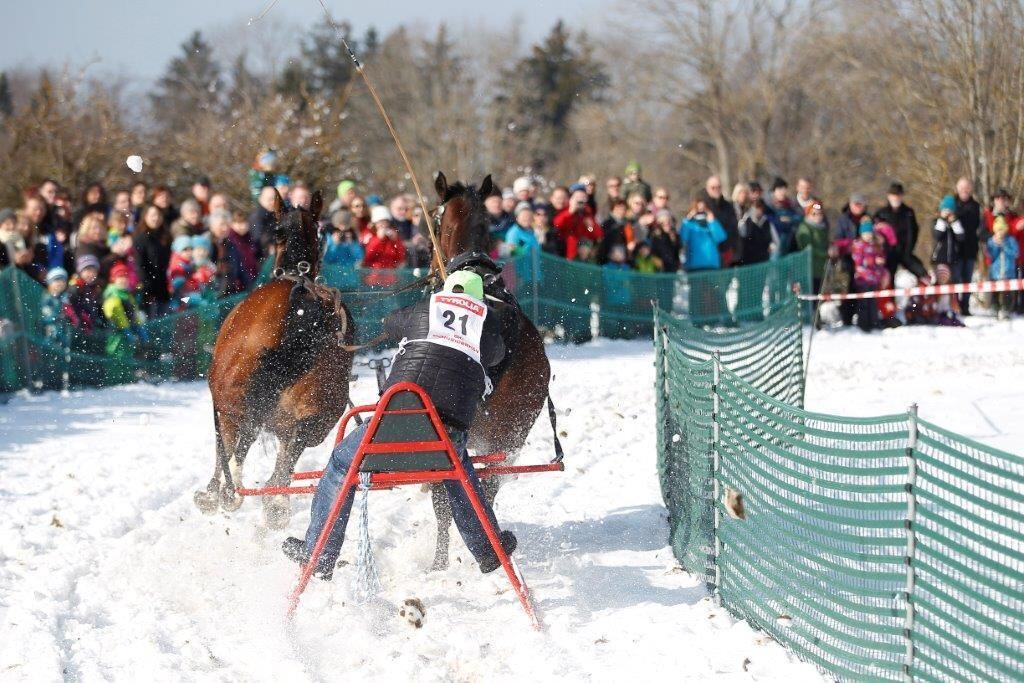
0, 72, 12, 118
494, 21, 609, 172
150, 31, 223, 127
298, 17, 358, 99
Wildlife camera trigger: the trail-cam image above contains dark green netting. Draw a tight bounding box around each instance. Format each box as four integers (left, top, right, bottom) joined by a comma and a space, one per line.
655, 303, 1024, 682
1, 251, 813, 392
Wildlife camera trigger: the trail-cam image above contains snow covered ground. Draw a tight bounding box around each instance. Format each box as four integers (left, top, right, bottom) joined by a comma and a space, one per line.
1, 320, 1020, 682
0, 341, 822, 682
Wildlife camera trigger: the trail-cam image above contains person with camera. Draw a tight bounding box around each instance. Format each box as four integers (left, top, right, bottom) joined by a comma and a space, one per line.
363, 205, 406, 287
553, 185, 603, 261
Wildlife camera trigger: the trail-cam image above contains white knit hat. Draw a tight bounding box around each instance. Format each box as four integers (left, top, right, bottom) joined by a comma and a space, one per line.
370, 205, 392, 224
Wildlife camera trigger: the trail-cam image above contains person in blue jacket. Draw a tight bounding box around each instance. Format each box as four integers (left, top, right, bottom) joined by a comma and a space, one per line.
679, 199, 727, 271
679, 199, 728, 320
503, 202, 540, 257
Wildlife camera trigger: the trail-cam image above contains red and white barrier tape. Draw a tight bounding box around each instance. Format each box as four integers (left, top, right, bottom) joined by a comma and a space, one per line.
795, 278, 1024, 301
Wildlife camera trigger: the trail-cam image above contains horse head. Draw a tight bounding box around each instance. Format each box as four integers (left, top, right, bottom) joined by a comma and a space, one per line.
271, 188, 325, 279
434, 171, 493, 265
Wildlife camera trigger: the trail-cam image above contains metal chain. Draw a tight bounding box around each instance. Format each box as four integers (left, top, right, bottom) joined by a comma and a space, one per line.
352, 471, 381, 602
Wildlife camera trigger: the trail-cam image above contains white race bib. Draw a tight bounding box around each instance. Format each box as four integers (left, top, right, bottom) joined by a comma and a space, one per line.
424, 293, 487, 364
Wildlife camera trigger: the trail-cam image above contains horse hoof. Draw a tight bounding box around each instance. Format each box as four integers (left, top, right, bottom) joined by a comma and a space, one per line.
194, 489, 220, 514
220, 488, 244, 512
263, 496, 291, 529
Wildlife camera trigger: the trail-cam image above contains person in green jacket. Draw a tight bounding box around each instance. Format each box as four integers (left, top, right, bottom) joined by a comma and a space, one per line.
794, 200, 832, 292
102, 262, 146, 383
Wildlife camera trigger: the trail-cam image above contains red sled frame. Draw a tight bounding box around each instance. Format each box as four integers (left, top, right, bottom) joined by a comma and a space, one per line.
238, 381, 563, 629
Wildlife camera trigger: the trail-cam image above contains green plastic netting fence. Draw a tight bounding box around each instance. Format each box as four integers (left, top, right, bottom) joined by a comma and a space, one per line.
1, 250, 812, 392
655, 305, 1024, 682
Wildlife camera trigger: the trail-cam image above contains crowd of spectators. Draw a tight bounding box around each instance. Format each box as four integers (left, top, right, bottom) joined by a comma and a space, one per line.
4, 150, 1023, 363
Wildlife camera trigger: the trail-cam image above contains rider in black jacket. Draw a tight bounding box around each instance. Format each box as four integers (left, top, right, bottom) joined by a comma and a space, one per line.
283, 269, 517, 578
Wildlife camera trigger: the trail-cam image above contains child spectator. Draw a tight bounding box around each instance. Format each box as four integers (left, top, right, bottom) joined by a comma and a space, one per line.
851, 221, 900, 330
67, 254, 105, 333
504, 202, 540, 258
187, 234, 217, 299
168, 235, 194, 310
632, 241, 661, 273
102, 262, 146, 362
986, 217, 1019, 321
931, 195, 965, 271
40, 267, 71, 344
574, 239, 598, 264
602, 244, 633, 311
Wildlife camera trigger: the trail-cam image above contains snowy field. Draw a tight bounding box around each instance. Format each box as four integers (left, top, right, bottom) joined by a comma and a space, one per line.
1, 320, 1021, 682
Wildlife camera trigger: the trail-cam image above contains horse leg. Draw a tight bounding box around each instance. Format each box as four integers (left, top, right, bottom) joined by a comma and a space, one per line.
430, 483, 453, 571
193, 409, 226, 514
263, 429, 302, 529
221, 421, 258, 512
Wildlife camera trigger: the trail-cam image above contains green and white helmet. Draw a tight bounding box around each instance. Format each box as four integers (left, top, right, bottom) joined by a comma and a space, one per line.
443, 270, 484, 301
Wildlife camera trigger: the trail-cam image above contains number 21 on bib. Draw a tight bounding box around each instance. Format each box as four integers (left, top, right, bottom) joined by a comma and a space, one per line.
426, 293, 487, 363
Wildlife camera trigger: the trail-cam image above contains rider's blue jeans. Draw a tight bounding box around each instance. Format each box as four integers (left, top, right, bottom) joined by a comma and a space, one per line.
303, 422, 503, 566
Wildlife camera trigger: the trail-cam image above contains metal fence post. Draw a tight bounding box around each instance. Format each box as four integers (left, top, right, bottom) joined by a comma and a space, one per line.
902, 403, 920, 682
711, 351, 722, 605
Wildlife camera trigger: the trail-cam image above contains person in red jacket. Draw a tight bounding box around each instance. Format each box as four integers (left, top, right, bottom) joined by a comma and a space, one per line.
553, 185, 603, 260
363, 205, 406, 287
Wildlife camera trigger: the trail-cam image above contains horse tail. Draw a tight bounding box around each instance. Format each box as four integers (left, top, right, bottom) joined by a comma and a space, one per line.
547, 394, 564, 463
243, 283, 344, 426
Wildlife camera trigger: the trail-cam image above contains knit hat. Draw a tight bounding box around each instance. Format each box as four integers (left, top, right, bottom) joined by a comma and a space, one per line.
366, 194, 383, 207
45, 267, 68, 284
191, 234, 212, 252
370, 205, 392, 224
172, 235, 193, 253
513, 176, 532, 194
275, 174, 291, 187
993, 216, 1010, 236
568, 182, 587, 195
0, 208, 15, 224
336, 180, 355, 198
109, 262, 132, 281
75, 254, 100, 273
993, 187, 1012, 200
858, 221, 874, 235
501, 187, 515, 200
939, 195, 956, 213
625, 161, 641, 175
443, 270, 484, 301
849, 192, 867, 205
514, 201, 534, 216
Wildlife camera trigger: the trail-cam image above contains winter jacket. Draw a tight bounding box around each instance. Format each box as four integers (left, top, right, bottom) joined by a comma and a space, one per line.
103, 283, 144, 358
323, 239, 364, 268
794, 220, 831, 278
700, 194, 739, 260
485, 211, 513, 243
954, 196, 983, 260
931, 217, 965, 266
767, 198, 802, 254
168, 252, 194, 301
876, 203, 928, 279
735, 213, 778, 266
679, 216, 727, 271
40, 291, 70, 343
984, 209, 1023, 266
648, 227, 681, 273
133, 230, 172, 305
851, 238, 888, 289
503, 223, 539, 257
553, 207, 603, 261
833, 208, 867, 257
67, 278, 105, 332
382, 294, 512, 430
633, 253, 661, 273
363, 234, 406, 270
986, 236, 1019, 280
602, 263, 633, 306
598, 218, 629, 265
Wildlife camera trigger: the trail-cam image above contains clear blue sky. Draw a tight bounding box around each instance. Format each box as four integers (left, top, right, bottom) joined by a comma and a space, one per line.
1, 0, 598, 79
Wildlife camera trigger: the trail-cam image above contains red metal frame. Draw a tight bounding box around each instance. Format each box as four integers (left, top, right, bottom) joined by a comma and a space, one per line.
280, 382, 560, 629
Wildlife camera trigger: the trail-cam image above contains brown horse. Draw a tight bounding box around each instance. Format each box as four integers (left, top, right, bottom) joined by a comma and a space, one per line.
194, 190, 356, 528
428, 172, 557, 569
